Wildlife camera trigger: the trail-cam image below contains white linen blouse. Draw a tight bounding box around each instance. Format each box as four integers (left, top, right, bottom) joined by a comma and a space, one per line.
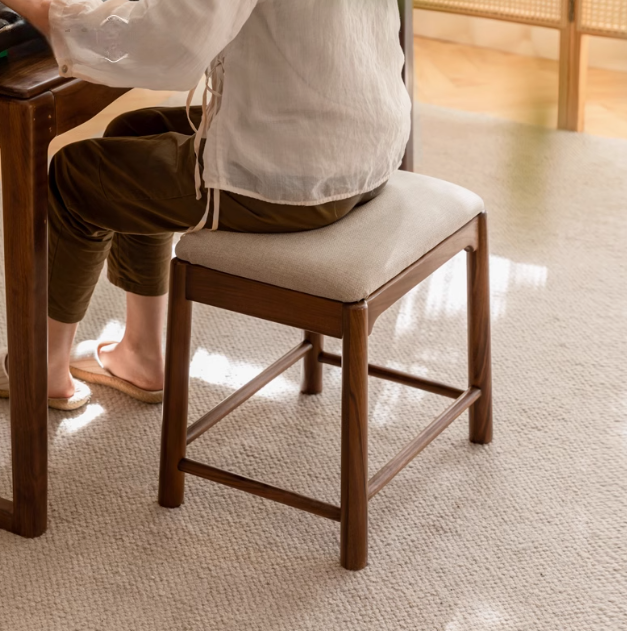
49, 0, 412, 230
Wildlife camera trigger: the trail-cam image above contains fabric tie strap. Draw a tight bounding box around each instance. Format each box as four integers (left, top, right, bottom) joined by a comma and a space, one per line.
185, 56, 225, 234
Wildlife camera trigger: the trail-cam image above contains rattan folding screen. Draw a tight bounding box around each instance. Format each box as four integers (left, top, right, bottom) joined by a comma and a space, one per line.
414, 0, 562, 26
414, 0, 627, 131
581, 0, 627, 38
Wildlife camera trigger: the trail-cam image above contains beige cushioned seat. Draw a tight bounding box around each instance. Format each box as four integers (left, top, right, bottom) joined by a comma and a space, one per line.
176, 170, 484, 302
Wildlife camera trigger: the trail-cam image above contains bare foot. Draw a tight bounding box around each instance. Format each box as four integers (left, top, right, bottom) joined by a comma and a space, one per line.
98, 341, 164, 391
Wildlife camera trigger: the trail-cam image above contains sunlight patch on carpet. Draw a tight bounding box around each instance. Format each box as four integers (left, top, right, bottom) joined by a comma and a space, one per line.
58, 404, 105, 434
189, 348, 297, 398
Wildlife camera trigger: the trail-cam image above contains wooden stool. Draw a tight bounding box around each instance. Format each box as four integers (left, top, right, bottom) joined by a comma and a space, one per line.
158, 170, 492, 571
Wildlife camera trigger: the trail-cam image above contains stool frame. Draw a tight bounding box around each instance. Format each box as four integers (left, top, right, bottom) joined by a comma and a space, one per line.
158, 211, 492, 571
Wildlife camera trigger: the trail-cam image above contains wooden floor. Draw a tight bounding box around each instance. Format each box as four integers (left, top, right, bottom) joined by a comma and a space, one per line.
415, 36, 627, 139
39, 36, 627, 154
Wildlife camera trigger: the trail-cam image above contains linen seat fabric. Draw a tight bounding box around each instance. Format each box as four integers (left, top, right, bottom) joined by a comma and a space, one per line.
175, 170, 485, 302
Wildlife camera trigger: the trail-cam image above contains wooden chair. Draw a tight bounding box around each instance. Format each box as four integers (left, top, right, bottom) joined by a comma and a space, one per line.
158, 169, 492, 570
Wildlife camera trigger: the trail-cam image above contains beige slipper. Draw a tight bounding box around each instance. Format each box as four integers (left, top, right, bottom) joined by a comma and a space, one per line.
0, 349, 91, 411
70, 340, 163, 404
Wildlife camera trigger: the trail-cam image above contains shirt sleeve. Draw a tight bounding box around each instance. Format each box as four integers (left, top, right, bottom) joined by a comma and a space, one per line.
48, 0, 258, 91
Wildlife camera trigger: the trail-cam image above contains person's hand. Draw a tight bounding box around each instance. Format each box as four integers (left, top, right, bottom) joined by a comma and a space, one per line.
0, 0, 50, 37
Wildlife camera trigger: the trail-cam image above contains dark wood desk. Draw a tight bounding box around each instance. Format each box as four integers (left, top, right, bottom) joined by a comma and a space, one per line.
0, 42, 128, 537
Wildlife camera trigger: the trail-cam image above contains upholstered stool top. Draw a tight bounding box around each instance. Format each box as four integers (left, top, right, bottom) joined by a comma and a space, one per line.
176, 170, 484, 302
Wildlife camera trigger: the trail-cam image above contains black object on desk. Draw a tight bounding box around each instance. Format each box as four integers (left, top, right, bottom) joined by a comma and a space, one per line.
0, 2, 43, 58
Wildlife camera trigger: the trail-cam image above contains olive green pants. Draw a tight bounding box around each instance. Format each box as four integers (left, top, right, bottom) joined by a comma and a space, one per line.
48, 106, 385, 323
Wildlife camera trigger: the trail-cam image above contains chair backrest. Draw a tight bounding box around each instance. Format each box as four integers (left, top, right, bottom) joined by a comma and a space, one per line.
398, 0, 414, 172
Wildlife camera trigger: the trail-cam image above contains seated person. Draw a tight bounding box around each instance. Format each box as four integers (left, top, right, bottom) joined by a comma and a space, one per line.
0, 0, 411, 409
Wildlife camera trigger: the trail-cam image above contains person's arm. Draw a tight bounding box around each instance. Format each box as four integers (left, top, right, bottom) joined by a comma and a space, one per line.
2, 0, 51, 36
5, 0, 258, 91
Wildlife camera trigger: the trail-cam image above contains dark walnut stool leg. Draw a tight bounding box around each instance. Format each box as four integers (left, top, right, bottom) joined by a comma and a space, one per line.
300, 331, 324, 395
159, 259, 193, 508
467, 212, 493, 444
340, 303, 369, 570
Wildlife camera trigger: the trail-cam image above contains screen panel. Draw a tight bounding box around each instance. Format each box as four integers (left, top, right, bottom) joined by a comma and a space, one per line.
580, 0, 627, 38
414, 0, 562, 27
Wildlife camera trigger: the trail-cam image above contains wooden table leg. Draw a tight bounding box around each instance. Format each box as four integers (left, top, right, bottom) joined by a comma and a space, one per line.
0, 93, 55, 537
399, 0, 414, 173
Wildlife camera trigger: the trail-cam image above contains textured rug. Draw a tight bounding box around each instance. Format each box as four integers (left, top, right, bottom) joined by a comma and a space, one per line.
0, 104, 625, 630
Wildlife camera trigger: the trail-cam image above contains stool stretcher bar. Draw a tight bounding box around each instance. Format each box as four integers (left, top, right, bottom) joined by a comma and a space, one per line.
186, 341, 312, 445
179, 458, 341, 521
318, 351, 464, 399
368, 387, 482, 499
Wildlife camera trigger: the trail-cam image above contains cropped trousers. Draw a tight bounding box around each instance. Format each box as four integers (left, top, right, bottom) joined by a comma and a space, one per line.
47, 106, 385, 323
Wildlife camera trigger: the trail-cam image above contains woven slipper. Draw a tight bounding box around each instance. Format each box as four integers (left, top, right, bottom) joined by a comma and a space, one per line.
70, 340, 163, 404
0, 349, 91, 411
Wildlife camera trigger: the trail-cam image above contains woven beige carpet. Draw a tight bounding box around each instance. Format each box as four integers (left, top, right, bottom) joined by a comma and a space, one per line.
0, 105, 625, 630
